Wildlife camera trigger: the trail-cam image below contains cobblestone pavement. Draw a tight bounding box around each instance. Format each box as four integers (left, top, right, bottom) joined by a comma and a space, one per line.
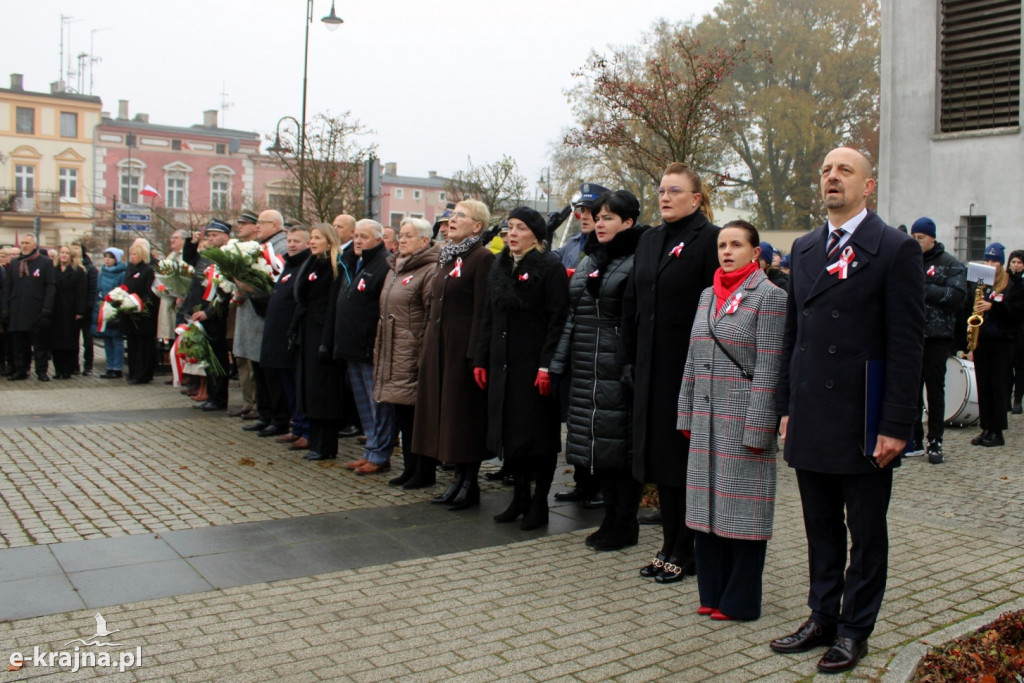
0, 376, 1022, 680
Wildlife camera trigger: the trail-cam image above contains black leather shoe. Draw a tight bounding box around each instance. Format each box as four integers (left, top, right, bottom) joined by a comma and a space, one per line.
7, 372, 28, 381
981, 430, 1005, 447
971, 430, 991, 446
483, 469, 508, 482
769, 619, 837, 654
303, 452, 336, 461
1012, 402, 1023, 414
338, 425, 361, 438
817, 637, 867, 674
242, 422, 271, 432
654, 557, 695, 583
257, 425, 288, 438
583, 492, 605, 509
36, 374, 50, 382
639, 553, 667, 578
638, 509, 663, 525
553, 488, 586, 503
200, 401, 226, 411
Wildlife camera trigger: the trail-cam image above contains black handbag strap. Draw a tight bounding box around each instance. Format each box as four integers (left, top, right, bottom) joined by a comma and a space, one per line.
706, 303, 754, 381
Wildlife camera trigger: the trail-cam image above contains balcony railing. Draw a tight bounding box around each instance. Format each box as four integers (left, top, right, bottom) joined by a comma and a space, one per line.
0, 190, 63, 215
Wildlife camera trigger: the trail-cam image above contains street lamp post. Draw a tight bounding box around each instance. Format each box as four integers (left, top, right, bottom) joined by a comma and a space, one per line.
289, 0, 343, 221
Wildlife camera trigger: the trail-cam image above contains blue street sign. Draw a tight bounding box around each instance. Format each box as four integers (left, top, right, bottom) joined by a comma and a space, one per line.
117, 213, 151, 222
116, 224, 152, 233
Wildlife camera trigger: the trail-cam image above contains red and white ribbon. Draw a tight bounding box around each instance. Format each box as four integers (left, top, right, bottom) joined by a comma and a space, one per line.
280, 273, 292, 283
670, 241, 686, 258
401, 275, 414, 286
449, 257, 463, 278
96, 303, 109, 333
202, 265, 219, 301
126, 292, 144, 312
723, 292, 744, 315
518, 273, 529, 281
170, 322, 190, 387
261, 242, 284, 276
926, 265, 935, 277
587, 269, 600, 279
826, 246, 855, 280
357, 278, 367, 292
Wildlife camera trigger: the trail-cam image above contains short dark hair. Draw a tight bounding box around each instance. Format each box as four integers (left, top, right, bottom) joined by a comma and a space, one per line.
594, 190, 640, 224
721, 219, 760, 248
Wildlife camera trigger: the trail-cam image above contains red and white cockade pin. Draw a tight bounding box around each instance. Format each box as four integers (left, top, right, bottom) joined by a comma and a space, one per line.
670, 241, 686, 258
518, 273, 529, 281
133, 272, 140, 279
826, 246, 855, 280
587, 269, 600, 278
449, 257, 463, 278
926, 265, 936, 276
32, 269, 40, 277
724, 292, 744, 315
402, 275, 414, 286
357, 278, 367, 292
993, 293, 1004, 302
308, 271, 317, 281
280, 273, 292, 283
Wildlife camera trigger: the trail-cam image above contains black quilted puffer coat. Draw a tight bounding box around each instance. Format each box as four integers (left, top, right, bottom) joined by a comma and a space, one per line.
549, 227, 644, 472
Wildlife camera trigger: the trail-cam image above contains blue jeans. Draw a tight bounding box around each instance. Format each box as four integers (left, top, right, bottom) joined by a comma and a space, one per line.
103, 336, 124, 371
347, 361, 395, 465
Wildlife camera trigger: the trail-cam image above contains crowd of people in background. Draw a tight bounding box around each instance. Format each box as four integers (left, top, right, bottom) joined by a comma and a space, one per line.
1, 147, 1023, 676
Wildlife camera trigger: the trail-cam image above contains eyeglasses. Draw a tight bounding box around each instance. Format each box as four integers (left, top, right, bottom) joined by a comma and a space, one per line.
656, 186, 696, 197
451, 211, 470, 220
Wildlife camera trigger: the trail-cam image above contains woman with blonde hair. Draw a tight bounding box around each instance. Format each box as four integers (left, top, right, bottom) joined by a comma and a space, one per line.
413, 199, 496, 510
51, 244, 89, 379
294, 223, 343, 461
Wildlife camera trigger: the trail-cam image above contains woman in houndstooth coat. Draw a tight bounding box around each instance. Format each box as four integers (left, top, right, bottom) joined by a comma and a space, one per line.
677, 220, 786, 622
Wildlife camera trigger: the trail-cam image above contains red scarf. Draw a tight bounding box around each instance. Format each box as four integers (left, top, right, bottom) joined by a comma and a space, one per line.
712, 261, 759, 313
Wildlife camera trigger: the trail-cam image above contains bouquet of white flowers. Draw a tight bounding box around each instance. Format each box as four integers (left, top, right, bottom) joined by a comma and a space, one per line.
96, 285, 147, 332
154, 257, 194, 298
173, 321, 225, 378
201, 239, 274, 294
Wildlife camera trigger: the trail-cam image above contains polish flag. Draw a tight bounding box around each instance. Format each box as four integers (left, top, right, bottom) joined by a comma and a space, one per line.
182, 141, 194, 150
141, 185, 161, 198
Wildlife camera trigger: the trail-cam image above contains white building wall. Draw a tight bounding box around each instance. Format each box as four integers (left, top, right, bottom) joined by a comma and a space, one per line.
879, 0, 1024, 256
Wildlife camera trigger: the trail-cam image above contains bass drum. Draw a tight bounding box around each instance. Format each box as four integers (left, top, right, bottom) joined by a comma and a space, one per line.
942, 356, 980, 427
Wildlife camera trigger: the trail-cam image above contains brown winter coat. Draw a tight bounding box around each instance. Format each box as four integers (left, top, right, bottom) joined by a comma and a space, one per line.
373, 243, 440, 405
411, 241, 494, 464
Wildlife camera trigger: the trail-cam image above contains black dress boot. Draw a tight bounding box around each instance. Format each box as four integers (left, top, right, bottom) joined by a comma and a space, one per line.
389, 450, 417, 487
448, 463, 481, 511
521, 466, 552, 530
403, 455, 437, 489
494, 474, 531, 523
430, 465, 465, 505
585, 475, 618, 547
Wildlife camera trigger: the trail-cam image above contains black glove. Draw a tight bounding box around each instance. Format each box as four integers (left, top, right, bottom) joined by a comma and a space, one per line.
317, 345, 332, 365
620, 363, 635, 400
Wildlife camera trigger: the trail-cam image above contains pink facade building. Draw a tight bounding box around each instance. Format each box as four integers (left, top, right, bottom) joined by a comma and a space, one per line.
379, 162, 449, 228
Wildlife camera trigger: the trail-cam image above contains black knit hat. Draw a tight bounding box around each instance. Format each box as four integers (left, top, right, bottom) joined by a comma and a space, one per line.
507, 206, 546, 242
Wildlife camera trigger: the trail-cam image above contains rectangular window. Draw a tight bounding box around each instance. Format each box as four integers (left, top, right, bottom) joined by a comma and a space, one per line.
389, 211, 404, 228
216, 143, 226, 155
14, 165, 35, 196
120, 168, 140, 204
413, 189, 422, 200
210, 175, 230, 210
60, 112, 78, 138
59, 168, 78, 200
166, 175, 187, 209
438, 191, 447, 202
955, 214, 989, 261
394, 188, 404, 199
172, 139, 182, 151
16, 107, 34, 134
940, 0, 1022, 132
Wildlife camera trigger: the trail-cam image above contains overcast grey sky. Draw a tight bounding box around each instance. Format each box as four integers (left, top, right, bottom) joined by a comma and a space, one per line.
5, 0, 720, 184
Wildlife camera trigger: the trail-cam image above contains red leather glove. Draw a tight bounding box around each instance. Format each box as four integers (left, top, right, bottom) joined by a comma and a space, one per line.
534, 369, 551, 396
680, 429, 691, 439
473, 367, 488, 390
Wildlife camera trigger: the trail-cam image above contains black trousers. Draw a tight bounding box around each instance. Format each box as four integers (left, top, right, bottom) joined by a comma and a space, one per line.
1010, 337, 1024, 405
695, 532, 768, 621
659, 484, 695, 564
975, 337, 1014, 432
206, 337, 230, 406
796, 468, 892, 640
11, 328, 50, 376
126, 334, 156, 383
52, 348, 79, 376
78, 317, 94, 371
915, 338, 951, 442
309, 418, 339, 458
260, 363, 292, 428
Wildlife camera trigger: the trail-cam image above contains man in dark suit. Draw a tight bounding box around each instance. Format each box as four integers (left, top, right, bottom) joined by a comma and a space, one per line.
769, 147, 925, 674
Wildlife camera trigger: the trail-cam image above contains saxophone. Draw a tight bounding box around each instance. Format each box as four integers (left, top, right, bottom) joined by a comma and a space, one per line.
966, 279, 987, 351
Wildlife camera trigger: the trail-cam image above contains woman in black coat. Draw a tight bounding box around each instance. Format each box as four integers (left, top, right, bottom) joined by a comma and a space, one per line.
123, 241, 159, 384
51, 245, 89, 379
475, 207, 569, 529
619, 162, 720, 583
293, 224, 342, 461
550, 191, 644, 550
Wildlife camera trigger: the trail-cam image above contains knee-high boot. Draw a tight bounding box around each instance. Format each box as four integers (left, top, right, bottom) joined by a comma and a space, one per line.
592, 474, 641, 552
448, 462, 480, 511
403, 455, 436, 489
585, 473, 617, 547
389, 449, 417, 487
430, 463, 465, 505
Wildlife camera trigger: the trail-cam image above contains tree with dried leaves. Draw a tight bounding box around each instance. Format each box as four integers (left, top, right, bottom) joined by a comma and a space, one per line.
269, 112, 376, 224
445, 155, 528, 222
564, 22, 746, 188
699, 0, 881, 231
